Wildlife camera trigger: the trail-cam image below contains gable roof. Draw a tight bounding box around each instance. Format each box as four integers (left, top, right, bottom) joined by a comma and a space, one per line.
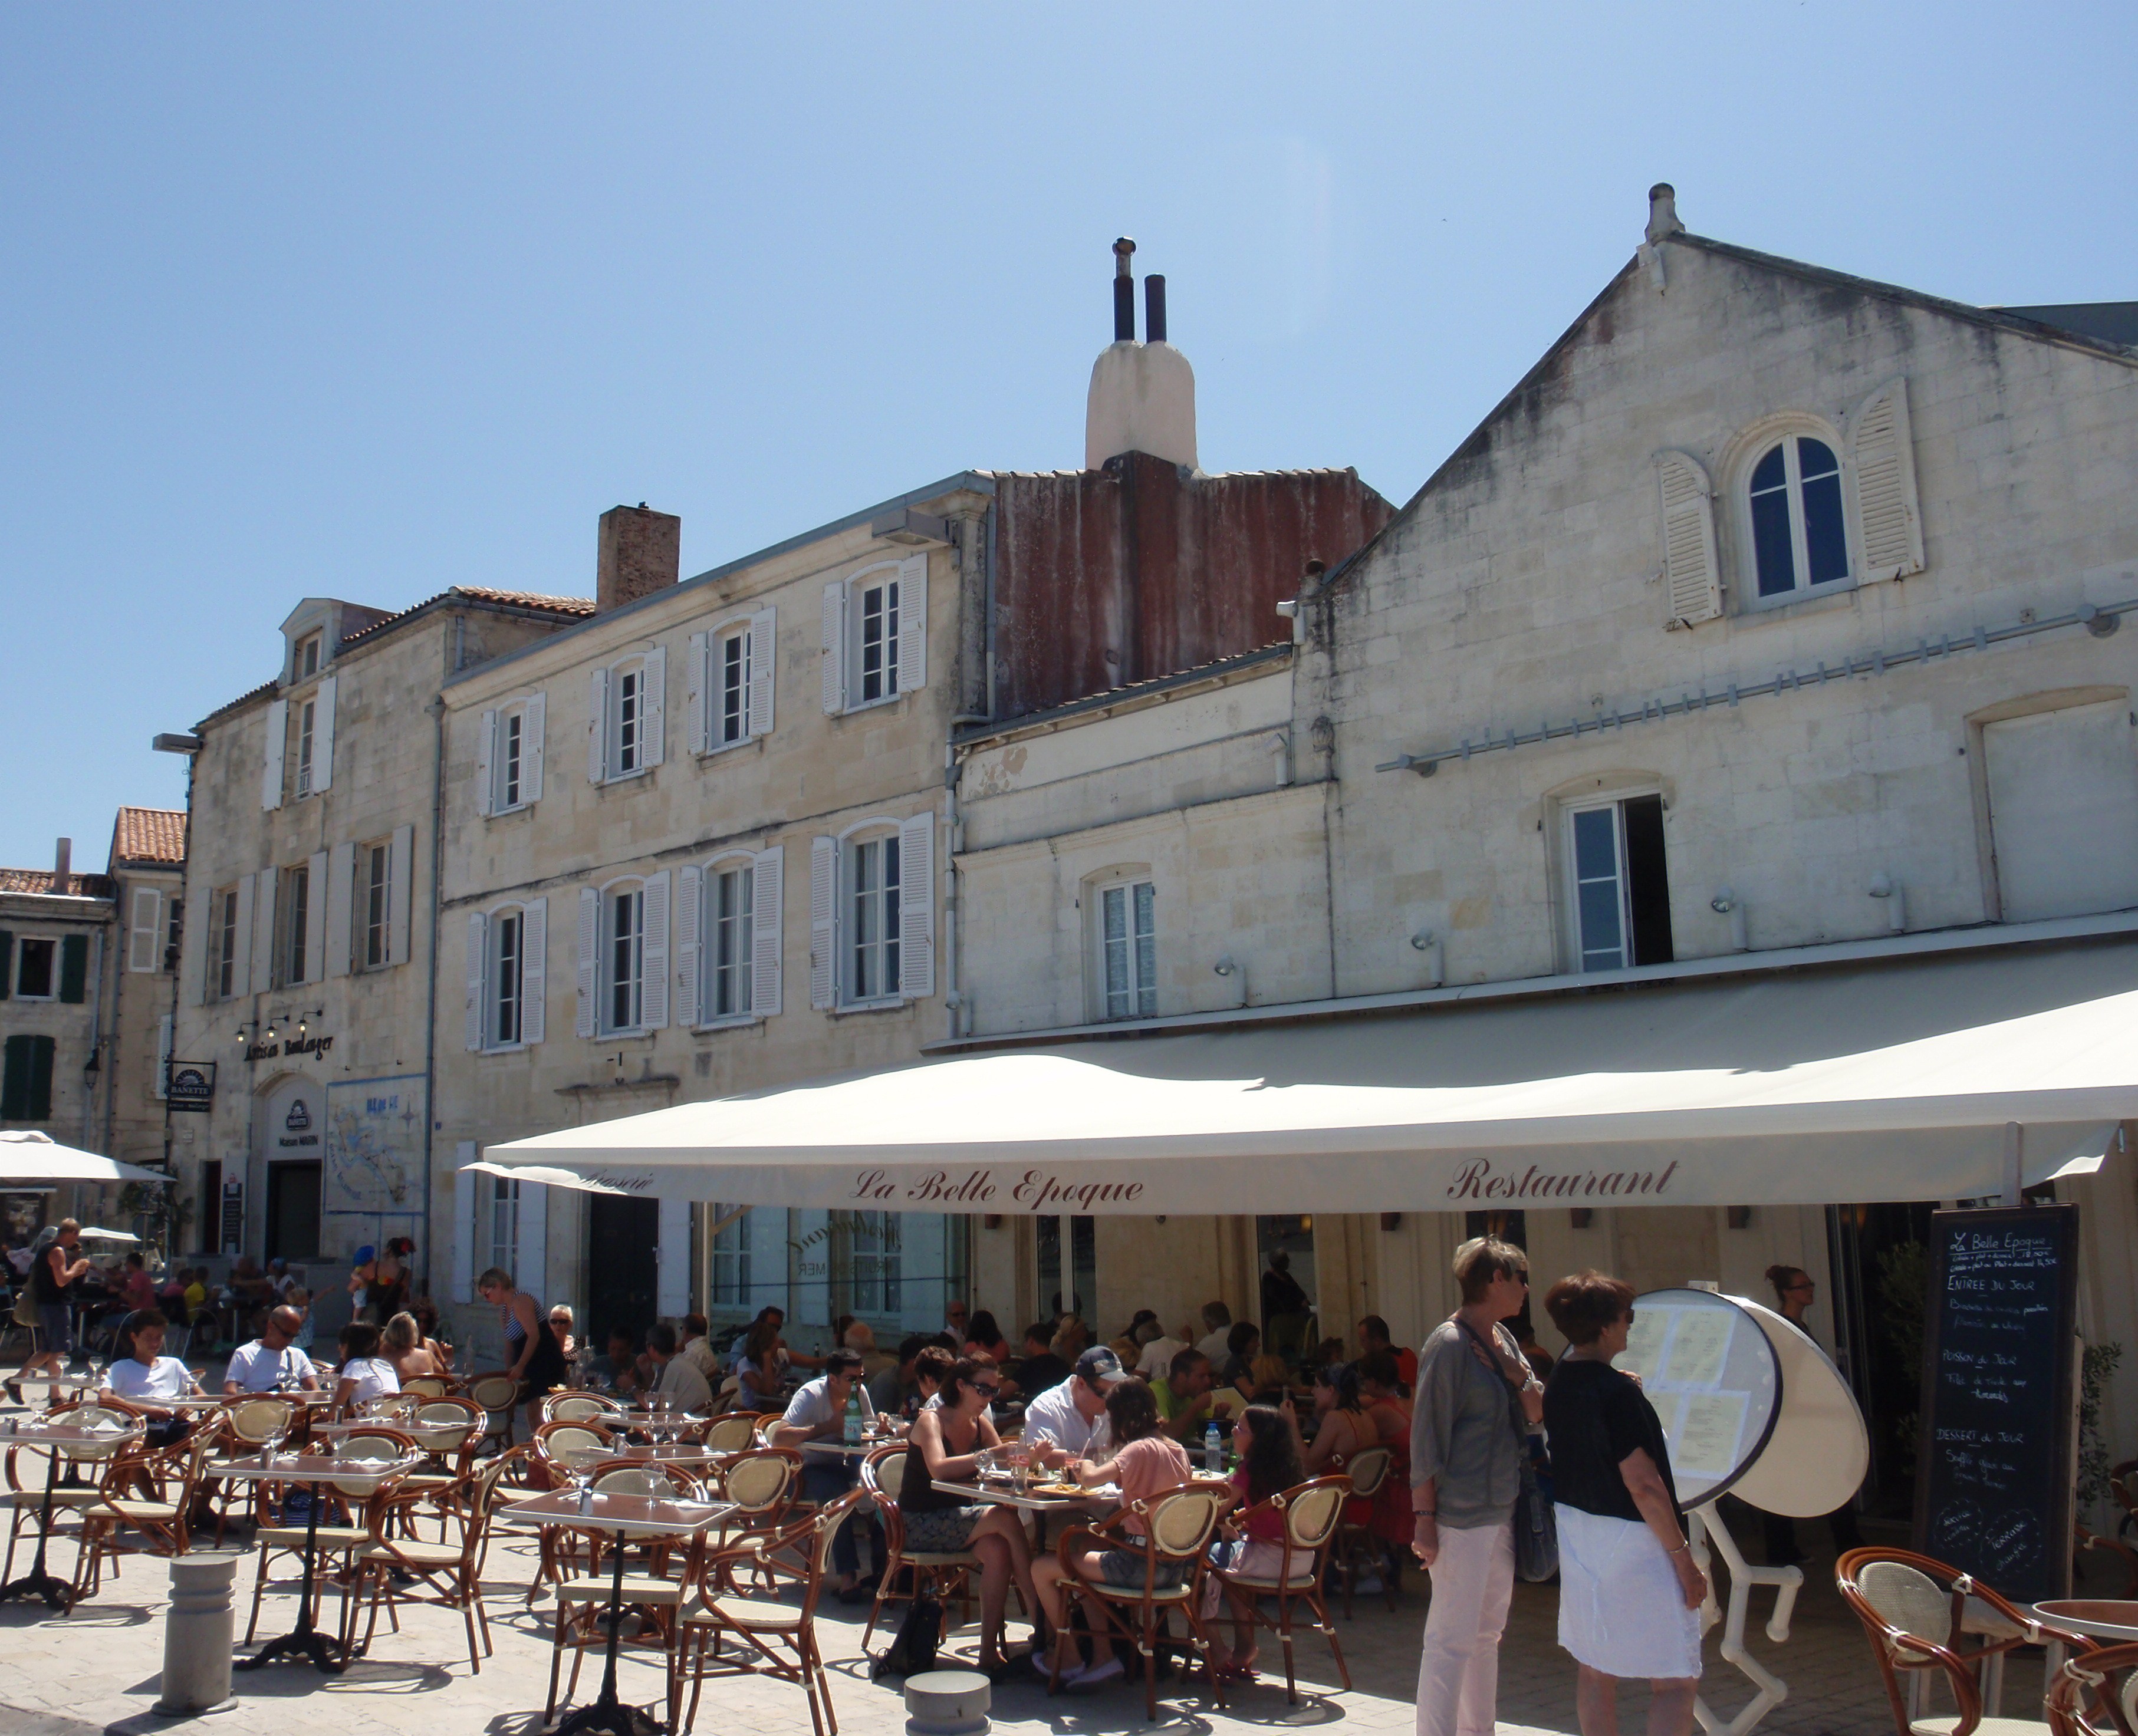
110, 808, 187, 869
337, 585, 594, 649
0, 869, 114, 900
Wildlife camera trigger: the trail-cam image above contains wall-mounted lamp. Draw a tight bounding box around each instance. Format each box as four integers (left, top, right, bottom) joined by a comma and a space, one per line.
1409, 928, 1444, 987
1726, 1205, 1754, 1230
1569, 1207, 1594, 1230
1709, 889, 1748, 952
1867, 872, 1907, 933
1212, 957, 1249, 1008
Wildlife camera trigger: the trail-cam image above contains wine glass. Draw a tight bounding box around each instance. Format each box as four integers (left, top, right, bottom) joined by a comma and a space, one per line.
262, 1414, 290, 1467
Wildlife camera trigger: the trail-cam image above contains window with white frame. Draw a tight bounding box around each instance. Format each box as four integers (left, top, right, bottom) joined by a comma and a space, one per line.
295, 697, 318, 797
836, 1211, 902, 1316
820, 556, 926, 716
607, 883, 644, 1031
213, 885, 241, 1000
489, 1174, 519, 1276
478, 696, 546, 815
492, 908, 523, 1046
296, 632, 322, 680
127, 888, 162, 974
689, 612, 775, 755
719, 630, 749, 745
1096, 878, 1157, 1020
1562, 793, 1674, 973
1746, 434, 1849, 601
465, 899, 546, 1052
360, 841, 390, 970
709, 1204, 753, 1307
588, 652, 665, 784
709, 862, 754, 1019
847, 833, 900, 1003
282, 862, 312, 986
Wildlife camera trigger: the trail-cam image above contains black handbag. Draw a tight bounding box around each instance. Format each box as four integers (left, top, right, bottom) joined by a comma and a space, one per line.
1457, 1317, 1558, 1583
873, 1593, 943, 1678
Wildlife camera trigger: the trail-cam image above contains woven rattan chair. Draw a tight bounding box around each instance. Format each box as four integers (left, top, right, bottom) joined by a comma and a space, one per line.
1208, 1474, 1352, 1703
467, 1373, 522, 1454
352, 1449, 515, 1674
542, 1391, 624, 1427
73, 1427, 219, 1600
859, 1442, 979, 1655
0, 1399, 137, 1586
1330, 1445, 1394, 1617
2045, 1639, 2138, 1736
244, 1431, 413, 1645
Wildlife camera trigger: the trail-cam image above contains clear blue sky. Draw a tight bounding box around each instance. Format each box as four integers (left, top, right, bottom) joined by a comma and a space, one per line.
4, 5, 2132, 869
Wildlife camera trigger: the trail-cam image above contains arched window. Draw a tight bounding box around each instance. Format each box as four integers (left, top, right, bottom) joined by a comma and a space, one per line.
1748, 435, 1848, 599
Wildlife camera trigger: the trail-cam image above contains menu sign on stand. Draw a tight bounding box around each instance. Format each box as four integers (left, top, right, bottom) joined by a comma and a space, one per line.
1913, 1203, 2080, 1605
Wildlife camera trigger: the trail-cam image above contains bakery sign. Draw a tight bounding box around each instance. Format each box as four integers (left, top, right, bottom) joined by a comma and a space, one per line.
277, 1097, 321, 1150
166, 1062, 216, 1114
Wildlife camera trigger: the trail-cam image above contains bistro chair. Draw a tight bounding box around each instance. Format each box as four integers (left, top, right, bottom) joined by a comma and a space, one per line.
675, 1487, 868, 1736
526, 1421, 614, 1602
1837, 1547, 2090, 1736
542, 1391, 624, 1427
1330, 1445, 1395, 1618
352, 1448, 515, 1675
208, 1396, 302, 1544
397, 1397, 485, 1536
400, 1376, 450, 1399
700, 1412, 760, 1454
0, 1399, 136, 1584
1052, 1480, 1231, 1720
244, 1432, 413, 1645
2045, 1640, 2138, 1736
467, 1373, 523, 1454
545, 1508, 702, 1730
859, 1442, 979, 1655
73, 1428, 219, 1602
1208, 1474, 1352, 1704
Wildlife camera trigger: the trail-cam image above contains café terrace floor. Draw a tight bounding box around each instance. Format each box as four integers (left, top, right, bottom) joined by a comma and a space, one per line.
9, 1486, 2104, 1736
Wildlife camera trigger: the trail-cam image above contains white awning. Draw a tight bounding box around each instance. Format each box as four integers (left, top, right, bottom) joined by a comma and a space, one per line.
481, 938, 2138, 1214
0, 1132, 169, 1187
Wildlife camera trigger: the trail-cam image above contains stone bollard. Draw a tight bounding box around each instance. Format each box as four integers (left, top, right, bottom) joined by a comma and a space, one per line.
153, 1553, 242, 1718
904, 1668, 990, 1736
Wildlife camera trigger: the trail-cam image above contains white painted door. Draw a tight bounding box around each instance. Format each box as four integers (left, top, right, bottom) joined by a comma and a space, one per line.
1984, 700, 2138, 921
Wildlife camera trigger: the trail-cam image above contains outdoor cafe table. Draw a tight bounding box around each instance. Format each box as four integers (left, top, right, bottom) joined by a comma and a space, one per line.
587, 1441, 730, 1469
495, 1487, 735, 1736
219, 1450, 422, 1673
315, 1417, 471, 1449
0, 1414, 144, 1609
2028, 1600, 2138, 1676
930, 1476, 1117, 1513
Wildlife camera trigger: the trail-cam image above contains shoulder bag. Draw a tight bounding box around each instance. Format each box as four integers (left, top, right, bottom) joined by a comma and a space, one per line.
1456, 1316, 1558, 1583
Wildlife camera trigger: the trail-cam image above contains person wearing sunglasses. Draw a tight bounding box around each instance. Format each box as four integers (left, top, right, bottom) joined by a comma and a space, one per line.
1758, 1265, 1862, 1567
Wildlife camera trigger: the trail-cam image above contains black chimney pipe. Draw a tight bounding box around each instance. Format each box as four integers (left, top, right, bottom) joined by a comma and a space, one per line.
1144, 275, 1167, 344
1112, 237, 1136, 342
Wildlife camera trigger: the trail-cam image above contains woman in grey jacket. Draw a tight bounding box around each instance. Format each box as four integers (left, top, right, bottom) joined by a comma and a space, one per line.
1410, 1237, 1545, 1736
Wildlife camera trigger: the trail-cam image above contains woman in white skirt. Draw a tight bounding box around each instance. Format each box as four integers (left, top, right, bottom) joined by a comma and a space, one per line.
1541, 1271, 1709, 1736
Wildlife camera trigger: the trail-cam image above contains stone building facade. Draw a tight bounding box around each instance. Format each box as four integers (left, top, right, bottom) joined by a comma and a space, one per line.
168, 587, 591, 1301
948, 189, 2138, 1507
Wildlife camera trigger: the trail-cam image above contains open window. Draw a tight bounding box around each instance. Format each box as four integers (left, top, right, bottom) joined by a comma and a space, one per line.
1561, 793, 1674, 972
476, 694, 547, 815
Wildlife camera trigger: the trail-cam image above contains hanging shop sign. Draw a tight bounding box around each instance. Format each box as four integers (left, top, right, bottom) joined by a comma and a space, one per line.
165, 1062, 216, 1114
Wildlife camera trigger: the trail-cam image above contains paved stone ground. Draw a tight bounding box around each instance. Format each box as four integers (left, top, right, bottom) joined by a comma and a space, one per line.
1, 1388, 2110, 1736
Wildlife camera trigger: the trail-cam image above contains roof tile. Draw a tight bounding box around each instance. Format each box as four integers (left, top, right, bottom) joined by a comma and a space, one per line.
111, 808, 188, 867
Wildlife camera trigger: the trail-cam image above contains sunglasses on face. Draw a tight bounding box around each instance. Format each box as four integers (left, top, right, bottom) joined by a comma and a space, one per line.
975, 1383, 1001, 1398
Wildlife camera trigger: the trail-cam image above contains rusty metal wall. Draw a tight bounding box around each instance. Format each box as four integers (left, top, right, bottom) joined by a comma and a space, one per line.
992, 457, 1393, 719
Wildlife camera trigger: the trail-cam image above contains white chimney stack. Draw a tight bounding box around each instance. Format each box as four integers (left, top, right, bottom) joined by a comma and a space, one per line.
52, 837, 71, 891
1084, 238, 1198, 472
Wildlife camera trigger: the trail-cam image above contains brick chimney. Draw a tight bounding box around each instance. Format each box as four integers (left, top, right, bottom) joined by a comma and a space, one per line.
596, 504, 682, 614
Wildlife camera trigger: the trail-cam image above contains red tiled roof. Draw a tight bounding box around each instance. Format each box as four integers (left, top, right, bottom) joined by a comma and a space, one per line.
111, 808, 187, 868
0, 869, 116, 899
337, 585, 594, 647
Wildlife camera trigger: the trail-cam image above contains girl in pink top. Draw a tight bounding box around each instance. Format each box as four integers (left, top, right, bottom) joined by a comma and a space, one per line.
1203, 1404, 1308, 1678
1031, 1378, 1194, 1691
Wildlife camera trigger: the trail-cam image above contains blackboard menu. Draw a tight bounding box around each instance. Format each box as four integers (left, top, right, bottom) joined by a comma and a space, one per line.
1913, 1204, 2080, 1604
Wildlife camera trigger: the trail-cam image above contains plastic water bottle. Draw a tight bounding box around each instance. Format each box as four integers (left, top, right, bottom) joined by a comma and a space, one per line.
844, 1389, 864, 1447
1203, 1421, 1222, 1473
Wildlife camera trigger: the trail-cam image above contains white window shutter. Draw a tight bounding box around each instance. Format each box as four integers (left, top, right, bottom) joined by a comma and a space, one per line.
809, 836, 837, 1008
751, 846, 784, 1017
153, 1013, 173, 1098
1655, 450, 1723, 626
588, 668, 609, 783
515, 1182, 547, 1304
1850, 376, 1925, 581
686, 632, 709, 756
476, 710, 497, 816
524, 693, 546, 803
897, 554, 928, 694
820, 583, 846, 714
453, 1145, 478, 1303
521, 897, 547, 1045
232, 874, 255, 997
676, 864, 702, 1029
250, 867, 277, 994
312, 677, 337, 792
640, 646, 666, 767
304, 850, 327, 983
657, 1194, 690, 1317
641, 869, 670, 1029
575, 887, 599, 1038
261, 700, 288, 810
464, 911, 488, 1050
748, 607, 777, 738
387, 823, 413, 966
325, 841, 354, 977
897, 810, 935, 1000
129, 888, 160, 973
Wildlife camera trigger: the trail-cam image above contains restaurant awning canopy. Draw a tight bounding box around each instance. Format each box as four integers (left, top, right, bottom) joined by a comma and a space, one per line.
479, 937, 2138, 1215
0, 1132, 169, 1188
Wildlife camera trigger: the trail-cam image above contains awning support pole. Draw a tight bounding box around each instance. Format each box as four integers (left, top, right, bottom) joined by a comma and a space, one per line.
2002, 1122, 2023, 1207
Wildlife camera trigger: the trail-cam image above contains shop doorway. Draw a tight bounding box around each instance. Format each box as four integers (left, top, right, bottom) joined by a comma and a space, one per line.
588, 1194, 660, 1348
1827, 1201, 1934, 1518
265, 1162, 322, 1262
1035, 1215, 1095, 1324
1257, 1215, 1318, 1363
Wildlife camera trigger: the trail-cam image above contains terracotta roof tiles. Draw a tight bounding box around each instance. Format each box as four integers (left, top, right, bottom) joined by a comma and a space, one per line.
111, 808, 188, 867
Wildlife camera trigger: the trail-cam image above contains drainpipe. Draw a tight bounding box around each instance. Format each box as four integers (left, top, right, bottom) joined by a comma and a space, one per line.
943, 752, 963, 1042
420, 690, 446, 1299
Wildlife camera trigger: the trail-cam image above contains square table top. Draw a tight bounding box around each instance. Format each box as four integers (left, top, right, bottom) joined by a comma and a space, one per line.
591, 1442, 731, 1466
496, 1489, 737, 1539
315, 1418, 471, 1446
213, 1451, 423, 1490
931, 1477, 1115, 1513
4, 1418, 146, 1448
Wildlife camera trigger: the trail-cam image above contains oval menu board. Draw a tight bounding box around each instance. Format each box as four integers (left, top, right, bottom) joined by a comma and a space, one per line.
1914, 1203, 2081, 1606
1620, 1288, 1783, 1507
1726, 1296, 1870, 1519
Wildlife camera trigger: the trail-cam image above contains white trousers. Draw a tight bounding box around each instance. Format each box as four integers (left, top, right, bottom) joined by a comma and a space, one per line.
1416, 1517, 1516, 1736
